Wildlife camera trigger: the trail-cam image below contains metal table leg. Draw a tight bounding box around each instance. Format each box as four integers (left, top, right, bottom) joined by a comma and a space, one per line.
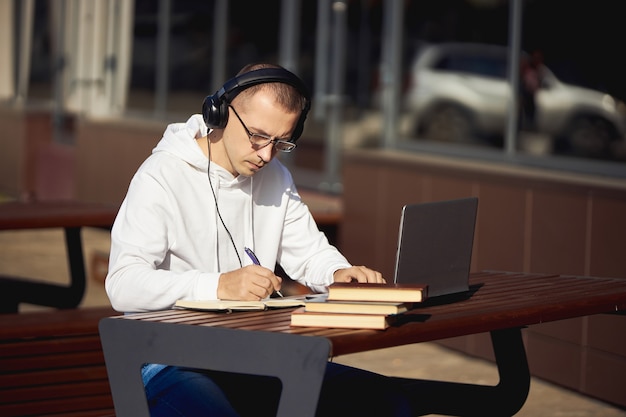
395, 327, 530, 416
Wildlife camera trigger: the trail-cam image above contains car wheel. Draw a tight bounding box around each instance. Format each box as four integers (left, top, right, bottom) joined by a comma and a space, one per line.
558, 116, 616, 158
422, 105, 475, 143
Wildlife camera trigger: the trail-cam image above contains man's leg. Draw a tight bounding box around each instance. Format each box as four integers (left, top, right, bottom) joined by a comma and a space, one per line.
145, 363, 412, 417
316, 362, 413, 417
145, 366, 240, 417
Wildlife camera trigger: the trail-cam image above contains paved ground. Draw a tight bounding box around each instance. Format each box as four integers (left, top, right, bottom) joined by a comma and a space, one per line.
1, 227, 625, 417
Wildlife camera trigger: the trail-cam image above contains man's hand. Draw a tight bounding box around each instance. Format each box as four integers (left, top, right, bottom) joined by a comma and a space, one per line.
217, 265, 282, 300
333, 266, 386, 284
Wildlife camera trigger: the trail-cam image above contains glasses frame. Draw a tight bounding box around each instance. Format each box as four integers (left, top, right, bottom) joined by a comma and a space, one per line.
228, 105, 297, 153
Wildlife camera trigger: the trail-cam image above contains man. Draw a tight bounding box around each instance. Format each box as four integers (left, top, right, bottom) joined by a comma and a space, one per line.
106, 63, 413, 416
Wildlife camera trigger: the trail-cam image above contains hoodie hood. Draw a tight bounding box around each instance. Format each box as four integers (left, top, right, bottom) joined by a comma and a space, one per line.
153, 114, 209, 172
153, 114, 252, 190
152, 114, 253, 270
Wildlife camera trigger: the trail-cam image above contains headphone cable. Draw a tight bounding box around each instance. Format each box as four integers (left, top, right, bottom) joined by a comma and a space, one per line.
206, 135, 243, 268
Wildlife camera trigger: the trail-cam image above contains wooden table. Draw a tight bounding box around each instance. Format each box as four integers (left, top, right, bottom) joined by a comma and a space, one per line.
99, 271, 626, 417
0, 200, 118, 313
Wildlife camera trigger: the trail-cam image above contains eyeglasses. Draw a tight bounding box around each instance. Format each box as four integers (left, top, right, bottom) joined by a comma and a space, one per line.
228, 105, 297, 153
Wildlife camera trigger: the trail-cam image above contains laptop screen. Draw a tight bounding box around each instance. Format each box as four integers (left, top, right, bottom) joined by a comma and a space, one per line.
393, 197, 478, 297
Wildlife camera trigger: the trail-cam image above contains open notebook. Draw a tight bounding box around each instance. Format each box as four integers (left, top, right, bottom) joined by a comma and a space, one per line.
174, 298, 305, 312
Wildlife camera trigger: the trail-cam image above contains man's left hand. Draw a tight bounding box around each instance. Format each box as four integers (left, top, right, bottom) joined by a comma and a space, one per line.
333, 266, 386, 284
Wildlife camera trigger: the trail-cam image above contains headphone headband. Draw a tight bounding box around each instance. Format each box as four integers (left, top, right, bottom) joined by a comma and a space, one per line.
202, 67, 311, 142
218, 68, 310, 104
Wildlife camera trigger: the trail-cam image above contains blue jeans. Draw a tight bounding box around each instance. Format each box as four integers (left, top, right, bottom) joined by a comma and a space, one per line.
145, 362, 413, 417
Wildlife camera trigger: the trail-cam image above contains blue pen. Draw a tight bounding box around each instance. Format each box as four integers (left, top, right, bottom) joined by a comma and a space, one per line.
244, 247, 284, 297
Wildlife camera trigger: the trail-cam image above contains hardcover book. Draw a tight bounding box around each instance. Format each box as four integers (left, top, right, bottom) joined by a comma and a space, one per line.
304, 299, 412, 315
327, 282, 428, 303
290, 307, 393, 330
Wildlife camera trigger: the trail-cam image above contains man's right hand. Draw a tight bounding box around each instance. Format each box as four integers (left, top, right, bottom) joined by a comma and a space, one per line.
217, 265, 282, 300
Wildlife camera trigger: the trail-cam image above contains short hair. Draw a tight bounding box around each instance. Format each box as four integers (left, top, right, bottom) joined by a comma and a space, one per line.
231, 63, 308, 115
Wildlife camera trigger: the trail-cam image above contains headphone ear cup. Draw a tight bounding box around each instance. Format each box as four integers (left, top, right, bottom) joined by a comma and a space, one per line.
202, 94, 229, 129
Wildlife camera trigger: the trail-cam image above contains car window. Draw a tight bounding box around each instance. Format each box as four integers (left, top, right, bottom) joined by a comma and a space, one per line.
433, 54, 507, 79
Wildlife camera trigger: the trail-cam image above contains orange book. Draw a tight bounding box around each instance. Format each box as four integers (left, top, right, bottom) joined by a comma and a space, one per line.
327, 282, 428, 303
290, 307, 392, 330
304, 300, 412, 315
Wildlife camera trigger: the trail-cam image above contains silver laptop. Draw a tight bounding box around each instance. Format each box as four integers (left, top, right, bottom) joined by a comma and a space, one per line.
393, 197, 478, 298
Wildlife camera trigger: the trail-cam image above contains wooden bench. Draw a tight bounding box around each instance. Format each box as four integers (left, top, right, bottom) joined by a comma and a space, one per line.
0, 307, 119, 417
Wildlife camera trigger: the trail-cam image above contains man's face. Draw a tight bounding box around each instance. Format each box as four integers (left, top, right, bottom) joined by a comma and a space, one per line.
220, 89, 299, 177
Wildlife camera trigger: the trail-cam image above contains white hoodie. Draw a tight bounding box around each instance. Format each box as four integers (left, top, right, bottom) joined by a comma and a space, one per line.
105, 114, 350, 312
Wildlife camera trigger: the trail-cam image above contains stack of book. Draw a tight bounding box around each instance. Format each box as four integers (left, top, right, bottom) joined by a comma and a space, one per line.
290, 282, 428, 330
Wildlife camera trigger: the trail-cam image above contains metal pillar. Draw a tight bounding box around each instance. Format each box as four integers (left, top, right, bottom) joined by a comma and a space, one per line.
211, 0, 228, 92
0, 0, 15, 100
154, 0, 171, 116
313, 0, 331, 121
279, 0, 301, 73
16, 0, 35, 104
320, 1, 347, 193
381, 0, 403, 149
505, 0, 523, 156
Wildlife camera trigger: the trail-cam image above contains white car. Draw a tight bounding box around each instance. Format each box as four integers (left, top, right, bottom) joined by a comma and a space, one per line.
404, 43, 626, 159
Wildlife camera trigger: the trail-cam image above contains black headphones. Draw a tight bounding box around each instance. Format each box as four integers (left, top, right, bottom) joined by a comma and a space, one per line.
202, 67, 311, 142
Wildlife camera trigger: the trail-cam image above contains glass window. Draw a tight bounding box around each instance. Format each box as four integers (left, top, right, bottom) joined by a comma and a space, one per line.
392, 0, 626, 174
15, 0, 626, 176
